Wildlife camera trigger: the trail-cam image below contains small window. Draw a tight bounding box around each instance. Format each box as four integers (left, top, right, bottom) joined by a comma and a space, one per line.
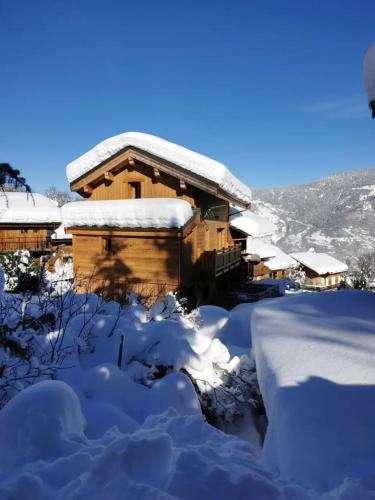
103, 238, 112, 253
21, 229, 28, 234
33, 229, 39, 233
129, 182, 141, 199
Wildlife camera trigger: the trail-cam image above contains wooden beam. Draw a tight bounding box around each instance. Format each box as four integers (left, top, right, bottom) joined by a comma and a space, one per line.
83, 185, 92, 194
104, 171, 114, 182
180, 179, 187, 190
128, 157, 135, 167
153, 167, 161, 178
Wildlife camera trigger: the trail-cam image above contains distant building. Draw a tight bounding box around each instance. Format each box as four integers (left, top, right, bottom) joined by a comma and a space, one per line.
290, 251, 348, 290
229, 207, 296, 279
0, 193, 61, 253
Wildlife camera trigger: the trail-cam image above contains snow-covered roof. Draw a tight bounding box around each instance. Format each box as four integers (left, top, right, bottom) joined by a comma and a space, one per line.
246, 238, 277, 259
290, 251, 348, 275
245, 238, 295, 270
51, 223, 72, 240
62, 198, 194, 229
229, 207, 276, 237
364, 42, 375, 104
66, 132, 252, 205
0, 193, 61, 224
265, 246, 297, 271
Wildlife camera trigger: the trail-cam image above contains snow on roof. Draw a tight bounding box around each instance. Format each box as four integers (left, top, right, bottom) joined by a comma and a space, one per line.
229, 207, 276, 237
0, 192, 61, 224
61, 198, 194, 229
245, 239, 295, 270
246, 238, 277, 258
65, 132, 252, 205
51, 223, 72, 240
290, 251, 348, 275
265, 246, 297, 271
364, 42, 375, 104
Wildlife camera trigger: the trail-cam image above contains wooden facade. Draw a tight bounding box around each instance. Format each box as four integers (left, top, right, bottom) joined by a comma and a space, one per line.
301, 268, 342, 290
67, 147, 246, 299
0, 224, 56, 253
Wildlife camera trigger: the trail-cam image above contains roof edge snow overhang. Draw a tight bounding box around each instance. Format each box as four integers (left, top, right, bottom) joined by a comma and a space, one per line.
66, 208, 201, 239
70, 146, 250, 208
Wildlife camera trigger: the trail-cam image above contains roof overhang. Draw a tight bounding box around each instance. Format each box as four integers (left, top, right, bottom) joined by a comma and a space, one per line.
70, 146, 250, 208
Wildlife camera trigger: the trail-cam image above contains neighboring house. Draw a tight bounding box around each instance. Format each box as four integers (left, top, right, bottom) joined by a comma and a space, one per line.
290, 251, 348, 289
229, 207, 295, 279
0, 193, 61, 253
63, 132, 251, 299
247, 241, 296, 280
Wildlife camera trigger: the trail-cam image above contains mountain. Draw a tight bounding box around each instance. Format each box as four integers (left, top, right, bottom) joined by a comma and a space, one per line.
252, 167, 375, 262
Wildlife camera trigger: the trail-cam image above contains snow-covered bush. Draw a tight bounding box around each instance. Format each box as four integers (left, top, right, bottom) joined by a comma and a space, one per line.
287, 263, 306, 288
0, 288, 261, 436
0, 250, 39, 292
346, 252, 375, 290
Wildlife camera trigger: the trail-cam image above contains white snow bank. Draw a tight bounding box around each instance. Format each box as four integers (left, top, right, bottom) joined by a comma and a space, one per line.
0, 393, 288, 500
0, 192, 61, 224
62, 198, 194, 229
0, 380, 85, 474
364, 42, 375, 104
51, 223, 72, 240
290, 251, 348, 275
252, 290, 375, 491
229, 207, 276, 237
65, 131, 252, 204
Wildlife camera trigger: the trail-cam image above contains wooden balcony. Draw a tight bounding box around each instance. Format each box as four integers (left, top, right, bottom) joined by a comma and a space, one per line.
0, 237, 51, 253
214, 245, 242, 277
199, 244, 242, 278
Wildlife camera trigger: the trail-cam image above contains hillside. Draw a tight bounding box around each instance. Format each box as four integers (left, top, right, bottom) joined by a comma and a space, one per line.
252, 167, 375, 261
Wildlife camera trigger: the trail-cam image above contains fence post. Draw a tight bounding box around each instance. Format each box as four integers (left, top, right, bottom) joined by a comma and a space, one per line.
117, 335, 124, 368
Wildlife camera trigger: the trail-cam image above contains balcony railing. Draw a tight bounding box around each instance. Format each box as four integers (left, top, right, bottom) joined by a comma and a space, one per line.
0, 237, 51, 252
199, 245, 242, 277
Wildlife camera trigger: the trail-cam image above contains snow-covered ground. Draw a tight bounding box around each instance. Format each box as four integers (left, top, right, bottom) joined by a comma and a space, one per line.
252, 290, 375, 493
0, 287, 374, 498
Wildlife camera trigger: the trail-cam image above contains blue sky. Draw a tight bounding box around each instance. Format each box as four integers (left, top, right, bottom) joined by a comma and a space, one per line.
0, 0, 374, 193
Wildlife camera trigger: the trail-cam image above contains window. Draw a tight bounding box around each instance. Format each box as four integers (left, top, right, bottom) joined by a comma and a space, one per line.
21, 229, 28, 234
129, 181, 141, 199
33, 229, 39, 233
103, 238, 112, 253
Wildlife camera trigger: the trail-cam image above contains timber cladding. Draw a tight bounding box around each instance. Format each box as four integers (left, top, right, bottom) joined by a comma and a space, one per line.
70, 227, 190, 299
0, 225, 55, 252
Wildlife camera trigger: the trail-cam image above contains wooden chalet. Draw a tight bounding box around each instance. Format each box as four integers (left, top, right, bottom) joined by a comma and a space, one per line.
63, 132, 251, 300
0, 193, 61, 253
290, 251, 348, 290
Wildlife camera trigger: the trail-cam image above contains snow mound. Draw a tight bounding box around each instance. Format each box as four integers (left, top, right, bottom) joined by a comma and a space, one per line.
290, 251, 348, 274
0, 192, 61, 224
65, 131, 252, 204
252, 290, 375, 491
61, 198, 194, 229
0, 380, 85, 473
